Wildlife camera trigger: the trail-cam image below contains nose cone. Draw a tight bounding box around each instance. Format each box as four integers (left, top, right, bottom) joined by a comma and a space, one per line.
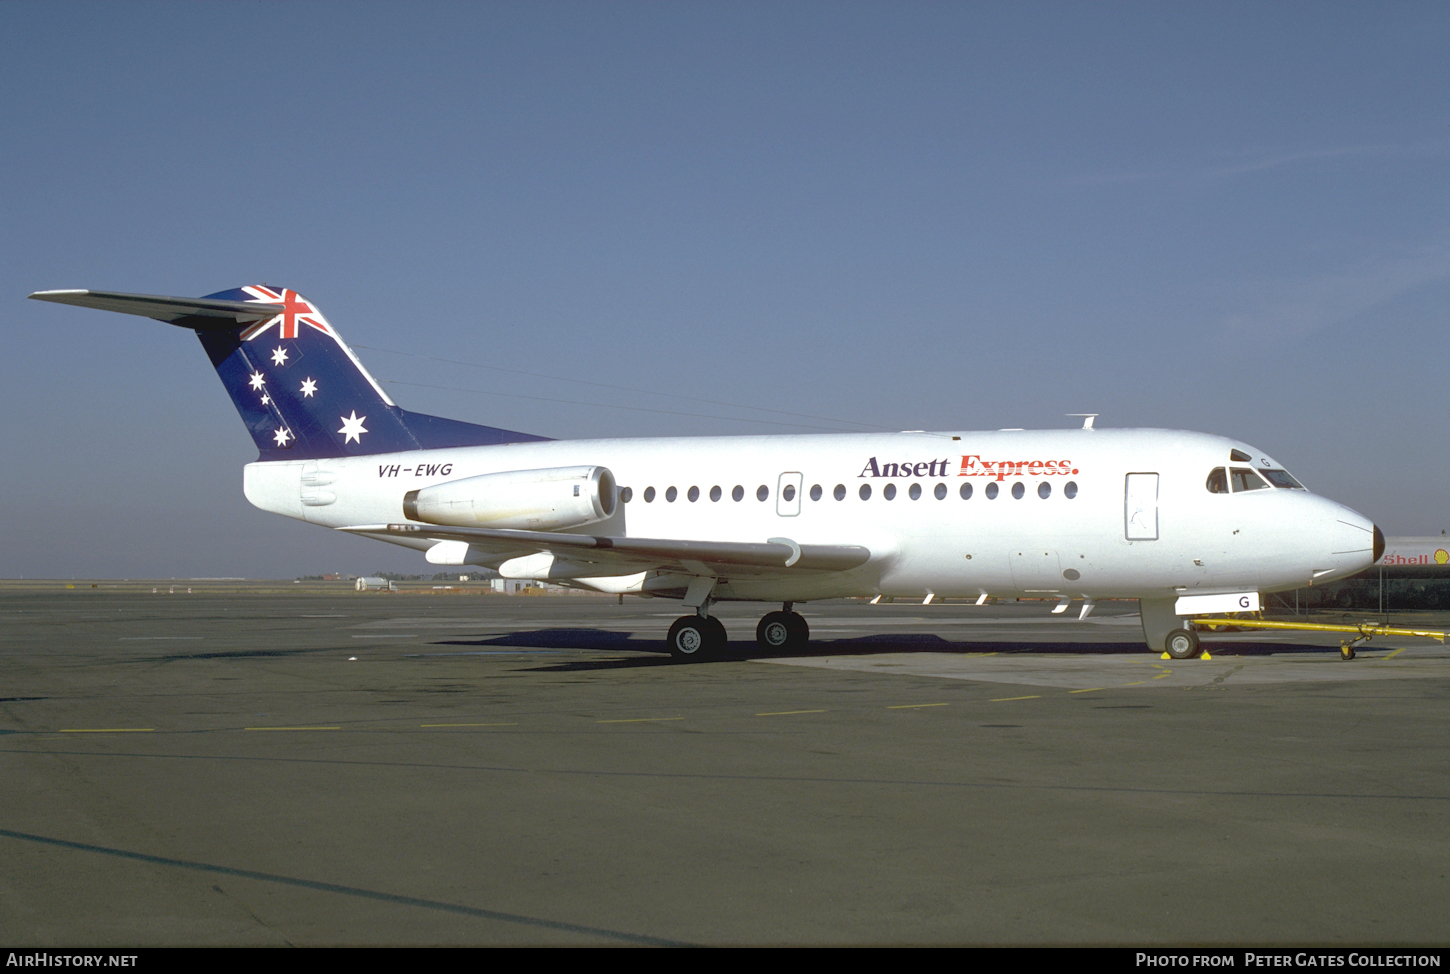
1326, 511, 1380, 577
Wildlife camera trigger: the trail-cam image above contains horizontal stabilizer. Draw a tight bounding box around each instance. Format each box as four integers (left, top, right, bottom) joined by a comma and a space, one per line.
28, 289, 283, 327
340, 523, 872, 576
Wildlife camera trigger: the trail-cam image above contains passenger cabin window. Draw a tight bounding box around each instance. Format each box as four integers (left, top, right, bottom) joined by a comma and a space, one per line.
1261, 469, 1304, 489
1206, 468, 1228, 493
1229, 468, 1269, 492
732, 485, 744, 502
710, 485, 722, 502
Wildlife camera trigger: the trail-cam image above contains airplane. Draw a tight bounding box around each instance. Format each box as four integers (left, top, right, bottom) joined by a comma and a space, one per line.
29, 285, 1385, 662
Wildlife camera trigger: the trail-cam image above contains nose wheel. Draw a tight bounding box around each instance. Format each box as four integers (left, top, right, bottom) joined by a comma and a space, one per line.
666, 615, 728, 661
1164, 628, 1201, 660
756, 610, 810, 652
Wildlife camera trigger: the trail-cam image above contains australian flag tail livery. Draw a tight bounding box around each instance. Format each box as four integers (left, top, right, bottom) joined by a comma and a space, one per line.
28, 285, 548, 460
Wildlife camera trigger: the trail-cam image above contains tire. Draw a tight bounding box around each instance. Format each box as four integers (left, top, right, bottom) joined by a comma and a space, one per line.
757, 611, 809, 652
757, 611, 792, 650
668, 616, 722, 661
1165, 628, 1200, 660
702, 615, 728, 656
1340, 642, 1356, 661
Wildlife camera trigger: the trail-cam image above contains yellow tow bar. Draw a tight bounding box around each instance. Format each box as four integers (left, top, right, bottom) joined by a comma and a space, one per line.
1191, 617, 1447, 661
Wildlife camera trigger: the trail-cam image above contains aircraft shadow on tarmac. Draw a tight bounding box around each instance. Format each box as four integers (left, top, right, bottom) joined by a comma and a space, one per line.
432, 629, 1332, 670
140, 647, 349, 663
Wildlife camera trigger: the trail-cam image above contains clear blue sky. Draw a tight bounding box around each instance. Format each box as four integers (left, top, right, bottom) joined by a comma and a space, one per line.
4, 1, 1448, 578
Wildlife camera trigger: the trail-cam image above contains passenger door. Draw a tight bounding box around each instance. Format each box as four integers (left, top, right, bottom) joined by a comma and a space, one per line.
1124, 473, 1159, 540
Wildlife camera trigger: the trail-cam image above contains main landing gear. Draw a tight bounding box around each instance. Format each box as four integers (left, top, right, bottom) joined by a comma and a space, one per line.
665, 603, 811, 661
756, 606, 809, 653
665, 614, 728, 661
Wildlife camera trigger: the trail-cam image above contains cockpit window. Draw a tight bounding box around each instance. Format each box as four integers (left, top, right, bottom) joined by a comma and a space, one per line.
1230, 449, 1252, 462
1206, 467, 1228, 493
1229, 467, 1269, 492
1260, 468, 1303, 489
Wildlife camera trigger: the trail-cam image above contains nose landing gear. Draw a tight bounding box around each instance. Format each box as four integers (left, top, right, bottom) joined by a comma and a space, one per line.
1164, 628, 1201, 660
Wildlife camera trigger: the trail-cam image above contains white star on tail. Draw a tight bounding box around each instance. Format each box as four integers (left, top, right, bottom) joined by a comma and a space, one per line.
261, 394, 271, 405
338, 411, 367, 444
248, 371, 266, 390
273, 427, 292, 446
270, 346, 289, 366
300, 378, 317, 398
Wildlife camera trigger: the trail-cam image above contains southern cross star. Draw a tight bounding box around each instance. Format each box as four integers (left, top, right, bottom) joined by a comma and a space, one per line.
270, 346, 289, 366
248, 371, 266, 390
300, 377, 318, 398
273, 427, 292, 446
338, 411, 368, 444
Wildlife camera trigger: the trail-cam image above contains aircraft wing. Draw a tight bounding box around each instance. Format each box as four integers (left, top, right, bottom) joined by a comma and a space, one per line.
28, 289, 282, 326
339, 522, 871, 577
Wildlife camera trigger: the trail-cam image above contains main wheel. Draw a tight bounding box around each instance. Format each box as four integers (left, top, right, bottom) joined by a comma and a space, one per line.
1165, 628, 1201, 660
757, 611, 809, 652
667, 615, 726, 661
757, 611, 792, 650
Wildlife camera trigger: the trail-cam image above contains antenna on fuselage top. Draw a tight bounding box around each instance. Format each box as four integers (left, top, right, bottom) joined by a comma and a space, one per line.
1067, 413, 1098, 430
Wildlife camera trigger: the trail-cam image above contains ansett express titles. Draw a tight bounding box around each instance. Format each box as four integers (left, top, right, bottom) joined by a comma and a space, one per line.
859, 455, 1081, 482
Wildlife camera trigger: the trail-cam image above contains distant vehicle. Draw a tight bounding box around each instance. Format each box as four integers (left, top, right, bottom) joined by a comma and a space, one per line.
31, 285, 1383, 660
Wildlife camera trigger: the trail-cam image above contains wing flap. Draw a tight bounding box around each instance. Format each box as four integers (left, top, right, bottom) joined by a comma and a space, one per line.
339, 523, 872, 577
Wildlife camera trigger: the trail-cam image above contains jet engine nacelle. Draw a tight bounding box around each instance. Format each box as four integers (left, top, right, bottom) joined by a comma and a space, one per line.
402, 465, 616, 530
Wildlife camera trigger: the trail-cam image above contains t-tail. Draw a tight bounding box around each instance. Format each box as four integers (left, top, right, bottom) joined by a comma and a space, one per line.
28, 285, 549, 460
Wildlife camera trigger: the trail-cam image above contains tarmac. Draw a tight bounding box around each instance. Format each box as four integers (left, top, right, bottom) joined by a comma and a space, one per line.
2, 581, 1448, 946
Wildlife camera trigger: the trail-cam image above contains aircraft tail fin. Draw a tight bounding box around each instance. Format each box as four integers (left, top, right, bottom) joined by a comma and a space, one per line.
29, 285, 548, 460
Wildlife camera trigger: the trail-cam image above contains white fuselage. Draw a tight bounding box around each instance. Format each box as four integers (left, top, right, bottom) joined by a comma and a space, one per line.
241, 427, 1378, 606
